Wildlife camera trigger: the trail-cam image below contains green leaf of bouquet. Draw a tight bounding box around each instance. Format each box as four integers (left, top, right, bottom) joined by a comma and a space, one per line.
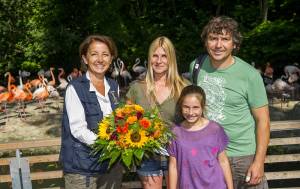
99, 152, 111, 162
122, 150, 133, 169
133, 149, 144, 161
108, 150, 121, 168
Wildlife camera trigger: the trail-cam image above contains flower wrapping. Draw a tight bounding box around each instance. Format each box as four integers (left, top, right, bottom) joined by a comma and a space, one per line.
92, 103, 173, 170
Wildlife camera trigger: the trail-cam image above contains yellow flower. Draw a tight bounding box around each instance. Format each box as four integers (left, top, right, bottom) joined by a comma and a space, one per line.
127, 116, 137, 124
98, 121, 111, 140
124, 130, 149, 148
134, 104, 144, 113
115, 108, 124, 118
154, 121, 162, 129
116, 136, 128, 149
123, 107, 131, 114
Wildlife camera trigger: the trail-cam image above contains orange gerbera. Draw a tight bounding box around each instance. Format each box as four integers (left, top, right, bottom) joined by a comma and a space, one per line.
139, 118, 151, 129
127, 116, 137, 124
115, 108, 124, 118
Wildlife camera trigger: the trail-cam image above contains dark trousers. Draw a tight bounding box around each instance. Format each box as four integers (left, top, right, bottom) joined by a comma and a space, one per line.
228, 154, 268, 189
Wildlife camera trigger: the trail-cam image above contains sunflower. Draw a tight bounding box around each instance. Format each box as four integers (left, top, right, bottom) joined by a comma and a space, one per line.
124, 130, 149, 148
98, 120, 111, 140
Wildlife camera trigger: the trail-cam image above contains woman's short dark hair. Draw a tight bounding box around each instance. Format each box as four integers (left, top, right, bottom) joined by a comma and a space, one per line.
79, 35, 118, 71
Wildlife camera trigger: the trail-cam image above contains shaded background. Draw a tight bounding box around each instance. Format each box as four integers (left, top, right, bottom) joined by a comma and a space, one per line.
0, 0, 299, 80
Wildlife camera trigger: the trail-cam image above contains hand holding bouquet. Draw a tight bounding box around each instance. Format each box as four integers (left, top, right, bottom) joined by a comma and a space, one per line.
92, 104, 173, 170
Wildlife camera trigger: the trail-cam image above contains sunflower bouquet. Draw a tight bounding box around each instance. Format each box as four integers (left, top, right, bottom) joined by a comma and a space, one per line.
92, 103, 173, 170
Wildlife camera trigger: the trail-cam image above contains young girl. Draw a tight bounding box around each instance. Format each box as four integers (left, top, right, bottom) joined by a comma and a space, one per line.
168, 85, 233, 189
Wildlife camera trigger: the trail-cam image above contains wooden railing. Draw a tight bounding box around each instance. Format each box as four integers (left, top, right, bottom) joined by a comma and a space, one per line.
0, 120, 300, 189
264, 120, 300, 186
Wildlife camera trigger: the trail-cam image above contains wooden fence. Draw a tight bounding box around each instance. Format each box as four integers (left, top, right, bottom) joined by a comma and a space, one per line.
0, 120, 300, 189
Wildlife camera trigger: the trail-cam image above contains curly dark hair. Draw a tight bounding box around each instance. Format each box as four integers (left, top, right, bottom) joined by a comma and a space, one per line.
201, 16, 242, 54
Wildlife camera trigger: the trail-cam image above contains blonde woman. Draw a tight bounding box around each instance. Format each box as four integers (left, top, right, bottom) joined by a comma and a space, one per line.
126, 36, 189, 189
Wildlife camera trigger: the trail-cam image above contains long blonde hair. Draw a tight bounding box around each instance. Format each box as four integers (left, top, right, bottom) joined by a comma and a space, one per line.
145, 36, 187, 99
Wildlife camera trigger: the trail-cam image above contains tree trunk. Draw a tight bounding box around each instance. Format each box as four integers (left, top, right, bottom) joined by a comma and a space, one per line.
259, 0, 268, 22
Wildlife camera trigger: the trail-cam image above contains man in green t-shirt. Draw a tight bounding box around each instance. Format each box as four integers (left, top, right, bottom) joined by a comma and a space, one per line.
190, 16, 270, 188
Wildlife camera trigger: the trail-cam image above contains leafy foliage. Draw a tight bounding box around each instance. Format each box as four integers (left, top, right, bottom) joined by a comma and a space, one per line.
0, 0, 299, 81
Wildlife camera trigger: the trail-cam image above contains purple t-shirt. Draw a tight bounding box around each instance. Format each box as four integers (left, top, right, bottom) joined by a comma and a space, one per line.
168, 121, 229, 189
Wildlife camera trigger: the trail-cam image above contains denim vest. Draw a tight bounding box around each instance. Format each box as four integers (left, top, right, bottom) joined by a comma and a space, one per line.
60, 74, 118, 175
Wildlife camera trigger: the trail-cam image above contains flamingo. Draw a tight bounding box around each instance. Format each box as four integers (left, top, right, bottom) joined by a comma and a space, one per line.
0, 85, 6, 93
119, 60, 132, 87
111, 60, 120, 80
284, 65, 300, 77
11, 84, 27, 119
45, 67, 56, 86
0, 72, 15, 122
281, 65, 300, 83
132, 58, 147, 74
56, 68, 69, 90
30, 70, 48, 89
288, 73, 299, 84
17, 70, 26, 90
24, 82, 33, 102
33, 75, 49, 112
30, 78, 42, 89
67, 68, 80, 82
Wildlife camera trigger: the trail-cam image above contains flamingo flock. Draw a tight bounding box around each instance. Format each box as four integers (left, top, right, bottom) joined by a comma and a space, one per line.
264, 63, 300, 105
0, 59, 148, 121
110, 58, 147, 88
0, 67, 82, 124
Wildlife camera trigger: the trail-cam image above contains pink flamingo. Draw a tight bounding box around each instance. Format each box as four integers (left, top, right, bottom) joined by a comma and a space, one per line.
57, 68, 68, 90
33, 75, 49, 112
45, 67, 56, 86
0, 72, 15, 122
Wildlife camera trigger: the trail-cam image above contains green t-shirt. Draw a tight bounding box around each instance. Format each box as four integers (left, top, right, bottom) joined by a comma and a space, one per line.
125, 81, 177, 124
190, 56, 268, 157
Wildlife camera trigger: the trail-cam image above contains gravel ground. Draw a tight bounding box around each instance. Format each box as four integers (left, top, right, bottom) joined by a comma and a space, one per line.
0, 97, 63, 143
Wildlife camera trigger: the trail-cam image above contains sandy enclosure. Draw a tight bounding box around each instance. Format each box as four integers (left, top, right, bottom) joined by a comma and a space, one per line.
0, 97, 63, 143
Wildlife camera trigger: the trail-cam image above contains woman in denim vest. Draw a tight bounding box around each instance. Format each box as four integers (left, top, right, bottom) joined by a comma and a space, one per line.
60, 35, 123, 189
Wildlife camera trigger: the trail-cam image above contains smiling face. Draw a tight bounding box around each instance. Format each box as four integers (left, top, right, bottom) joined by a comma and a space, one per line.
181, 94, 203, 125
82, 41, 113, 77
206, 30, 235, 66
150, 47, 169, 76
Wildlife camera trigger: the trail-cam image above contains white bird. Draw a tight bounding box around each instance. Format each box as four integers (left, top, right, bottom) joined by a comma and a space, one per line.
57, 68, 68, 90
266, 77, 294, 93
132, 58, 147, 74
17, 70, 24, 90
119, 60, 132, 86
47, 85, 60, 98
284, 65, 300, 76
111, 59, 121, 80
288, 73, 299, 84
282, 65, 300, 82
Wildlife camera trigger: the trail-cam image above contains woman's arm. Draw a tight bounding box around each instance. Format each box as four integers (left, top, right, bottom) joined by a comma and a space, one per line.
218, 151, 233, 189
168, 156, 178, 189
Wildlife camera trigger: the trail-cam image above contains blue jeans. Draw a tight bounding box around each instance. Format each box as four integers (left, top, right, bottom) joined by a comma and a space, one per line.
137, 157, 168, 177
